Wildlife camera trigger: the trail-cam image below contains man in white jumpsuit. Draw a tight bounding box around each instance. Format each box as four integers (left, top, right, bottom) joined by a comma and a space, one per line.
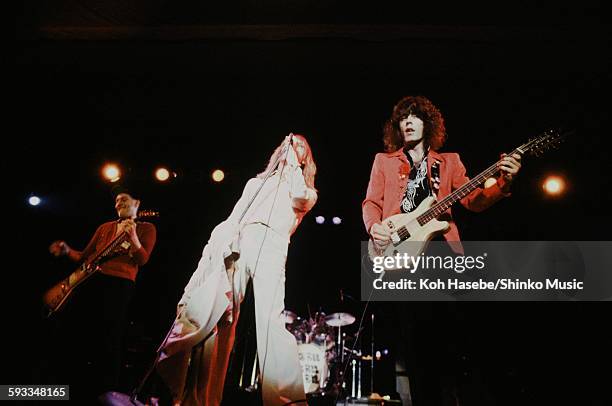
158, 135, 317, 406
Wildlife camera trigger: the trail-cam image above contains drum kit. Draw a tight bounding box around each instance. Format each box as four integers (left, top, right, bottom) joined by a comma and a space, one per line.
283, 309, 372, 398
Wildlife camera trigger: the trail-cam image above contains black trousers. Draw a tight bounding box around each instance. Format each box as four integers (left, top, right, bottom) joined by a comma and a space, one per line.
389, 239, 461, 406
393, 301, 458, 406
49, 273, 134, 401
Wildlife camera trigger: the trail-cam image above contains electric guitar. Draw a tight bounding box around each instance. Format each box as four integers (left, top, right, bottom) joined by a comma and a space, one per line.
43, 210, 159, 317
368, 130, 565, 270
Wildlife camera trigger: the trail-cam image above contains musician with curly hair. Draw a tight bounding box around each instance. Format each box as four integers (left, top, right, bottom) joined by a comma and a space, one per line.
363, 95, 521, 252
362, 96, 522, 405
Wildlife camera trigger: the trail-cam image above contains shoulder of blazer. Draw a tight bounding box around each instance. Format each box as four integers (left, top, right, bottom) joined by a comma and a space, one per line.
434, 151, 461, 164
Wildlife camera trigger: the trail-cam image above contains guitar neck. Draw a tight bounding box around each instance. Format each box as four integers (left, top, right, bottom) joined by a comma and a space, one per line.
417, 146, 524, 225
84, 230, 128, 268
82, 214, 156, 268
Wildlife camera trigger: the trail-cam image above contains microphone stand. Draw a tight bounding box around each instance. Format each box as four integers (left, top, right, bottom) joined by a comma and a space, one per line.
238, 133, 294, 223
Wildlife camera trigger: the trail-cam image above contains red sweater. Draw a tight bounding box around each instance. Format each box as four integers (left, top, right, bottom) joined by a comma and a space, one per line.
69, 220, 157, 282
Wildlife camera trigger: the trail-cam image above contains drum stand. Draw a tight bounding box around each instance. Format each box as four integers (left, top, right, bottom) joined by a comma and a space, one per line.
343, 313, 376, 404
350, 356, 362, 398
338, 324, 344, 363
370, 313, 375, 396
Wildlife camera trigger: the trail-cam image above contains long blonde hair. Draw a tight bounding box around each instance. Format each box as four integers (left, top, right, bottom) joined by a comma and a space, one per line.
258, 134, 317, 190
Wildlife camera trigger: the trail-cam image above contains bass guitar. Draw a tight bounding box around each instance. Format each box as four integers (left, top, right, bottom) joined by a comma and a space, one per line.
368, 130, 565, 269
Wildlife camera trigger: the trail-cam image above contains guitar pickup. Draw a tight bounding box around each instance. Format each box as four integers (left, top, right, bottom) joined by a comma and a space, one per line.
393, 226, 411, 244
121, 241, 131, 249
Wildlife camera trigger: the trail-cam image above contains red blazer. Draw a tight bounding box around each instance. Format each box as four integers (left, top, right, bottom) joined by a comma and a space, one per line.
362, 148, 510, 252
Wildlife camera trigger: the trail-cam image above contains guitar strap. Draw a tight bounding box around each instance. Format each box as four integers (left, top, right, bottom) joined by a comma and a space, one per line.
430, 158, 441, 197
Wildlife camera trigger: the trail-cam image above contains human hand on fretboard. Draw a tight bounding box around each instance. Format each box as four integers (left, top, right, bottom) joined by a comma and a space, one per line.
498, 152, 522, 182
117, 219, 141, 248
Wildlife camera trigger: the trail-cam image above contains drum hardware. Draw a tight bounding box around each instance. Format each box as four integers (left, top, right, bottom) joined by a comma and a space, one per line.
337, 311, 377, 402
285, 293, 400, 403
324, 312, 356, 364
288, 306, 396, 400
350, 358, 362, 399
370, 313, 374, 395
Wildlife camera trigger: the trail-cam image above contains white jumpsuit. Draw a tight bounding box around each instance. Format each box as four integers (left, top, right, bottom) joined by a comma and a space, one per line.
158, 162, 316, 406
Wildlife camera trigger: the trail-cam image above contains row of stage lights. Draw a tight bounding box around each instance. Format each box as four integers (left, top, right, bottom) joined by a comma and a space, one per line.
29, 163, 346, 224
103, 163, 567, 195
102, 164, 345, 224
102, 163, 226, 184
27, 163, 224, 207
27, 163, 568, 209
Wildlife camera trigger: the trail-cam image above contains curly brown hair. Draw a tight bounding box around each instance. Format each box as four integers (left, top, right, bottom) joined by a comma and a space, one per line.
383, 96, 447, 152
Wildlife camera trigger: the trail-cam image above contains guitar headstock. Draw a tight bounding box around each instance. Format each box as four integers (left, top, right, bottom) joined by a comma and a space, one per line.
520, 129, 568, 157
136, 209, 160, 219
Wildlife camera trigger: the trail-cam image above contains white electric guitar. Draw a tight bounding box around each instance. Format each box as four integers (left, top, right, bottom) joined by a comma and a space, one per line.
368, 130, 565, 268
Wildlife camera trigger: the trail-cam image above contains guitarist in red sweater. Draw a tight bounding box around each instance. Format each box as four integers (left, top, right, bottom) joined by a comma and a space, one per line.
48, 189, 156, 400
362, 96, 521, 406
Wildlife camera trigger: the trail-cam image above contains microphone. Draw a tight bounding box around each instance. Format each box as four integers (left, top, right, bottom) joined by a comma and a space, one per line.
281, 133, 294, 154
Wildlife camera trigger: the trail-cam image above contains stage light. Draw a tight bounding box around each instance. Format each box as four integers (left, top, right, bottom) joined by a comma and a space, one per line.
212, 169, 225, 182
315, 216, 325, 224
155, 167, 170, 182
332, 216, 342, 225
543, 176, 565, 196
102, 163, 121, 183
28, 195, 41, 206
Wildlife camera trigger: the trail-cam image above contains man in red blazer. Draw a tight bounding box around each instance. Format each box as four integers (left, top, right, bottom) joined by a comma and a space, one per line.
363, 96, 521, 252
362, 96, 521, 406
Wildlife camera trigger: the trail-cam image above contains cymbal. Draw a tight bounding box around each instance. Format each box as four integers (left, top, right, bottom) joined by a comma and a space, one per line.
324, 312, 356, 327
281, 309, 297, 324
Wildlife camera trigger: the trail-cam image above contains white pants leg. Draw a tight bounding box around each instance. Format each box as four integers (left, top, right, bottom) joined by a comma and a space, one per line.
237, 224, 306, 406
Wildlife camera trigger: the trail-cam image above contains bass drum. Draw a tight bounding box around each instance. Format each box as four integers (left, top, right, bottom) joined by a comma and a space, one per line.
297, 343, 329, 394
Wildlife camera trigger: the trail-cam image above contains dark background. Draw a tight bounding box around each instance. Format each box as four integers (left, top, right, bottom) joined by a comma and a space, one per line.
12, 1, 611, 405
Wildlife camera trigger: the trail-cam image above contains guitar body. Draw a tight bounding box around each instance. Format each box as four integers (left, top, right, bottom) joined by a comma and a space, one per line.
43, 263, 100, 317
368, 196, 450, 270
